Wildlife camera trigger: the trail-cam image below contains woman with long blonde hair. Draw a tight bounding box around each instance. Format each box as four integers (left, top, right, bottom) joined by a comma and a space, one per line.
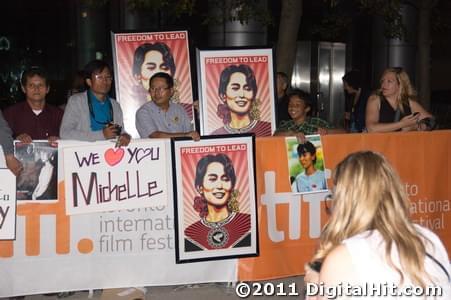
366, 68, 434, 132
305, 151, 449, 299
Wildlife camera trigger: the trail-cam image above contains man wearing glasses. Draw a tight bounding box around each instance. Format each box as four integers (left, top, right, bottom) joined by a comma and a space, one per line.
60, 60, 130, 146
136, 72, 199, 140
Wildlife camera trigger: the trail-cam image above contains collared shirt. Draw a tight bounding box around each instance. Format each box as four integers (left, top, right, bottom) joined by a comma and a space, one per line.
60, 91, 124, 142
3, 101, 63, 139
87, 90, 113, 131
278, 117, 332, 135
291, 169, 327, 193
135, 101, 192, 138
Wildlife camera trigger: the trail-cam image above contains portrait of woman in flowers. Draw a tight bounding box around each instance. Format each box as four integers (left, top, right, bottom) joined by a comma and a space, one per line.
184, 153, 251, 251
211, 64, 271, 136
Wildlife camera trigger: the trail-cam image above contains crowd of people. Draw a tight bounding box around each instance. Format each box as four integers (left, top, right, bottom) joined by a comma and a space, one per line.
0, 62, 435, 197
1, 61, 437, 180
0, 60, 447, 299
275, 68, 436, 137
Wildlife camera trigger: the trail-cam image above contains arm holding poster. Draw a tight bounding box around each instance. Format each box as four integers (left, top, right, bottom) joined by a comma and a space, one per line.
0, 111, 22, 176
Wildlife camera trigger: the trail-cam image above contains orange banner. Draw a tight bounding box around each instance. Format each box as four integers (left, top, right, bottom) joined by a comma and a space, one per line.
0, 132, 449, 294
238, 131, 451, 281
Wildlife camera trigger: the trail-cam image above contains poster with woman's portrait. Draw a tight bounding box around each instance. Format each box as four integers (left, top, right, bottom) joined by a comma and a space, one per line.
197, 48, 276, 137
285, 135, 328, 194
14, 141, 58, 201
112, 31, 194, 138
172, 134, 258, 263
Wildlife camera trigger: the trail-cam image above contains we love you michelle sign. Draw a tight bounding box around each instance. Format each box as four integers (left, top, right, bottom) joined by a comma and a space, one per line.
62, 140, 168, 215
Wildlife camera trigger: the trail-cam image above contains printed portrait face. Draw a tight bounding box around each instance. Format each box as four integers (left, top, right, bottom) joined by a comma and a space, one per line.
140, 50, 172, 91
380, 71, 399, 98
39, 151, 50, 162
200, 161, 232, 207
299, 152, 315, 170
223, 72, 255, 115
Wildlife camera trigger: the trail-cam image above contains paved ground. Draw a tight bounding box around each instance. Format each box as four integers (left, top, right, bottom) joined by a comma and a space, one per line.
4, 276, 305, 300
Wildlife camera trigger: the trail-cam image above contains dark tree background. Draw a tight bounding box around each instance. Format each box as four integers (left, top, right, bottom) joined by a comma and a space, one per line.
1, 0, 450, 125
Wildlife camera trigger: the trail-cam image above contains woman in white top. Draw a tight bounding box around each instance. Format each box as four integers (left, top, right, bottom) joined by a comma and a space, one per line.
305, 151, 450, 299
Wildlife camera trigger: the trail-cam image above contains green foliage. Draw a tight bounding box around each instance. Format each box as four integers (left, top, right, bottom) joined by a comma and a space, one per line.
311, 0, 407, 40
84, 0, 197, 18
357, 0, 406, 39
432, 4, 451, 33
309, 4, 353, 41
204, 0, 272, 26
85, 0, 110, 9
126, 0, 197, 17
85, 0, 272, 26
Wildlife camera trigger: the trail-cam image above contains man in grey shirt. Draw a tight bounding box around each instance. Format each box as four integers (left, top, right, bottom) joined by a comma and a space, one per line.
60, 60, 130, 146
136, 72, 199, 140
0, 111, 22, 176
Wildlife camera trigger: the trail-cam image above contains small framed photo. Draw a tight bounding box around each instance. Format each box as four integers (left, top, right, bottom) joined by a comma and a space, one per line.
196, 48, 276, 136
171, 134, 259, 263
14, 141, 58, 201
285, 135, 328, 194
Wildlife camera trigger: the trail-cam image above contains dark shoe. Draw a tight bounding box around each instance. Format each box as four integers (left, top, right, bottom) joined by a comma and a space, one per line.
57, 292, 75, 298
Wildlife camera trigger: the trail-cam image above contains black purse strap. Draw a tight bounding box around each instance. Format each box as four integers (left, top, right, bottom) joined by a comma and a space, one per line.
426, 252, 450, 282
393, 108, 401, 122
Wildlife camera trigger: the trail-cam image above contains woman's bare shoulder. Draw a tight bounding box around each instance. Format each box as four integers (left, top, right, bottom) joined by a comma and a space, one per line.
367, 93, 380, 103
320, 244, 355, 284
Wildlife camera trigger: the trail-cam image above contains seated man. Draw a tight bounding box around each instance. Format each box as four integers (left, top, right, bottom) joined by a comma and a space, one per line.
136, 72, 199, 140
60, 60, 130, 146
3, 66, 63, 144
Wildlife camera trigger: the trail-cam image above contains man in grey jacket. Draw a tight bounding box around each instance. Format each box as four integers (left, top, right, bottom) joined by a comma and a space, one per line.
60, 60, 130, 146
0, 111, 22, 176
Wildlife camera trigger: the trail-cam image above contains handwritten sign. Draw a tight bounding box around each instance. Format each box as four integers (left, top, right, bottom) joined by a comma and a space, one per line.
0, 168, 16, 240
63, 140, 168, 215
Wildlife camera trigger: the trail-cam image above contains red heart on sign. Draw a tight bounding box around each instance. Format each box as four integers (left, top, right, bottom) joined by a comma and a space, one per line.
104, 148, 125, 166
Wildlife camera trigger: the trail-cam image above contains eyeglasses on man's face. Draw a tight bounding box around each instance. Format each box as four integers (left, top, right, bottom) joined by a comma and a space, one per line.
94, 74, 113, 82
26, 83, 47, 90
149, 86, 170, 93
